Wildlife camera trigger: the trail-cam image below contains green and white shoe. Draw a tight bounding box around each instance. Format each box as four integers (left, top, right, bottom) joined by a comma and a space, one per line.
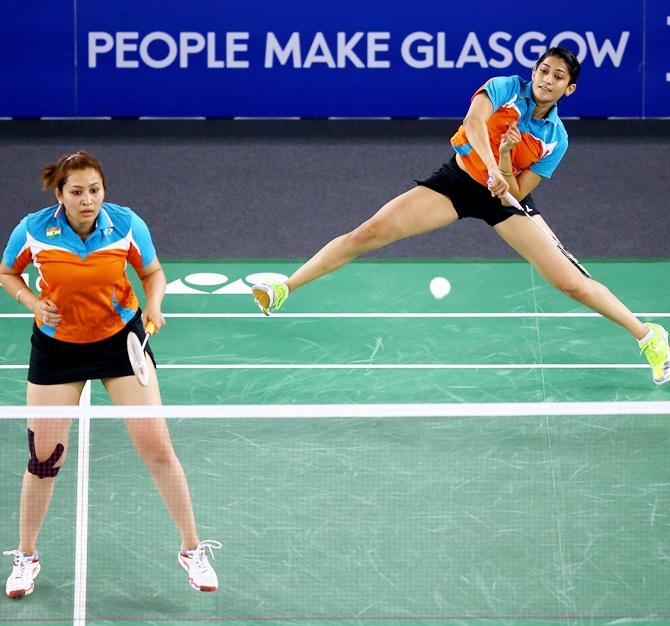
252, 282, 289, 316
639, 323, 670, 385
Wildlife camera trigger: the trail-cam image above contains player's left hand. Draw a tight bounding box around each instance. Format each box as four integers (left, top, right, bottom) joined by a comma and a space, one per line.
499, 122, 522, 154
142, 307, 165, 333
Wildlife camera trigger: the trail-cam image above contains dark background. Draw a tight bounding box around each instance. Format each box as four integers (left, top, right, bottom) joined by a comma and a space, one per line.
1, 119, 668, 261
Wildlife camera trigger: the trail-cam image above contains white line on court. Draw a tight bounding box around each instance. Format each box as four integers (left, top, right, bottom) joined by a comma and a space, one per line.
0, 363, 650, 370
165, 312, 670, 319
74, 381, 91, 626
164, 363, 648, 369
0, 401, 669, 419
1, 312, 669, 319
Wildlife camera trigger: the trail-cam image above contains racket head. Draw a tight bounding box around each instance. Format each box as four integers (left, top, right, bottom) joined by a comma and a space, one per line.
126, 331, 150, 386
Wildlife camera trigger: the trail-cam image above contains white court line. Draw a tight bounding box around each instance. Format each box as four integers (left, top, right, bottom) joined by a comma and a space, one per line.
0, 312, 656, 372
162, 363, 648, 370
164, 312, 670, 319
74, 381, 91, 626
0, 363, 650, 370
0, 401, 669, 419
1, 312, 669, 319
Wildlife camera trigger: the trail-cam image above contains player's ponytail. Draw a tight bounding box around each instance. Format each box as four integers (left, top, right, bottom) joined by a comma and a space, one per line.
41, 151, 106, 192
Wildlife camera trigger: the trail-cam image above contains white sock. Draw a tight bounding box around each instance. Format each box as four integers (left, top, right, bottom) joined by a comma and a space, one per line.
638, 326, 653, 347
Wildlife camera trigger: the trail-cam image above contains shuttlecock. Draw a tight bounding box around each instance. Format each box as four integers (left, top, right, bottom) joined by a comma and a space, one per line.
429, 276, 451, 299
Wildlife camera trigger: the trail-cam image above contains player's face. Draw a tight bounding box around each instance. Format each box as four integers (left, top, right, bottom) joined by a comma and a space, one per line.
531, 56, 576, 104
56, 168, 105, 234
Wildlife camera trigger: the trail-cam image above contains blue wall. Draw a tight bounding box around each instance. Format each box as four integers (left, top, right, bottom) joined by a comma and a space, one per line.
1, 0, 668, 118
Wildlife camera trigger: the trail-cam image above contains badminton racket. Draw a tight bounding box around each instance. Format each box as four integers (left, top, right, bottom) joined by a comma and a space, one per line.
487, 177, 591, 278
127, 320, 155, 386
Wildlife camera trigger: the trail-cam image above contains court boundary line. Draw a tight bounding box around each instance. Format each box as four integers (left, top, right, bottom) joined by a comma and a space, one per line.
11, 613, 670, 624
0, 401, 669, 419
73, 382, 91, 626
1, 312, 670, 319
0, 363, 652, 370
4, 614, 664, 623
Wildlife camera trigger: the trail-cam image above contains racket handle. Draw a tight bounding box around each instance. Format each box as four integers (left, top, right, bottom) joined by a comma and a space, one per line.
486, 176, 524, 212
145, 321, 156, 336
503, 192, 523, 212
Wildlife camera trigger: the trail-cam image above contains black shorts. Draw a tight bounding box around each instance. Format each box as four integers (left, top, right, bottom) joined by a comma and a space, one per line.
28, 310, 157, 385
416, 155, 540, 226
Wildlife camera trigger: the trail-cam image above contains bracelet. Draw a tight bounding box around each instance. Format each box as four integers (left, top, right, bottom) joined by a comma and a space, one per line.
16, 288, 24, 302
499, 169, 514, 177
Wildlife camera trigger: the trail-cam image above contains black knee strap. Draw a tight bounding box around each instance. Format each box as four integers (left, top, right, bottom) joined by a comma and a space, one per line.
27, 428, 64, 479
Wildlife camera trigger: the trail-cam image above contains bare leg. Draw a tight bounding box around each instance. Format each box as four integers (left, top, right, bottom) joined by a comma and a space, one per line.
287, 186, 459, 292
495, 214, 648, 340
104, 364, 200, 549
19, 382, 84, 553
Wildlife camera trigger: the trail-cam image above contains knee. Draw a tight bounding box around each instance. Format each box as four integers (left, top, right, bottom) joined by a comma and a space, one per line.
28, 429, 67, 478
555, 276, 591, 301
346, 218, 393, 250
135, 442, 177, 469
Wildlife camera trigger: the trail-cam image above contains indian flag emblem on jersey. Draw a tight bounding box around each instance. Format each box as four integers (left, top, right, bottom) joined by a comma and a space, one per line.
46, 227, 61, 238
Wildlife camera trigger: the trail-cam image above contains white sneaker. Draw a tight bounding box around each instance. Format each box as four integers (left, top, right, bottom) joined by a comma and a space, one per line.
4, 550, 41, 599
177, 540, 221, 592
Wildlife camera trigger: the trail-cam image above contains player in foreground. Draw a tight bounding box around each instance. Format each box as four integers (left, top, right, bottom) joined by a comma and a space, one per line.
252, 47, 669, 385
1, 151, 220, 598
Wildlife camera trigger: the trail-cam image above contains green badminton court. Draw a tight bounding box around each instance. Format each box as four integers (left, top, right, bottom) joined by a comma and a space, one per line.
0, 259, 668, 626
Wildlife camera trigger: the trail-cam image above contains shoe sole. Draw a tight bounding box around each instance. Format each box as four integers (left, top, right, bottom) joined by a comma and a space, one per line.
177, 555, 218, 593
252, 286, 272, 316
6, 578, 36, 599
186, 579, 217, 592
6, 563, 39, 599
7, 586, 34, 599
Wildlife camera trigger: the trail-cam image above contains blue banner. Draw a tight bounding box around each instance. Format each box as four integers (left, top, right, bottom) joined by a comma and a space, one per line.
0, 0, 75, 117
0, 0, 668, 118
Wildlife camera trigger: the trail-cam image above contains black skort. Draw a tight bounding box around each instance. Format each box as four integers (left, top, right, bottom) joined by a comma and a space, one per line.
417, 155, 540, 226
28, 309, 156, 385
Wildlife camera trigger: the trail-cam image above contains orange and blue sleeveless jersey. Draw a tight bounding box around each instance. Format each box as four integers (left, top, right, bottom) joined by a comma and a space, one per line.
451, 75, 569, 186
2, 202, 156, 343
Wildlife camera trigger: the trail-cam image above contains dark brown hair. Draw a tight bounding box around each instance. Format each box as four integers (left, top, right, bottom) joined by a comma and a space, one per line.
41, 151, 106, 192
535, 47, 581, 85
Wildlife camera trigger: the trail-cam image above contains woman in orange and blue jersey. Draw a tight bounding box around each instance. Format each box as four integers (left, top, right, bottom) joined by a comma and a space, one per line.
252, 47, 669, 386
1, 151, 219, 598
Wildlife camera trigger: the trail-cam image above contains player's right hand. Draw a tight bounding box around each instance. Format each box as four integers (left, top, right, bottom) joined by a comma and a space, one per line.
486, 170, 510, 198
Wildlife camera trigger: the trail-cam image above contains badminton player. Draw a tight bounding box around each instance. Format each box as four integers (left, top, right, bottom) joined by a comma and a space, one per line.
252, 47, 669, 385
1, 151, 220, 598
